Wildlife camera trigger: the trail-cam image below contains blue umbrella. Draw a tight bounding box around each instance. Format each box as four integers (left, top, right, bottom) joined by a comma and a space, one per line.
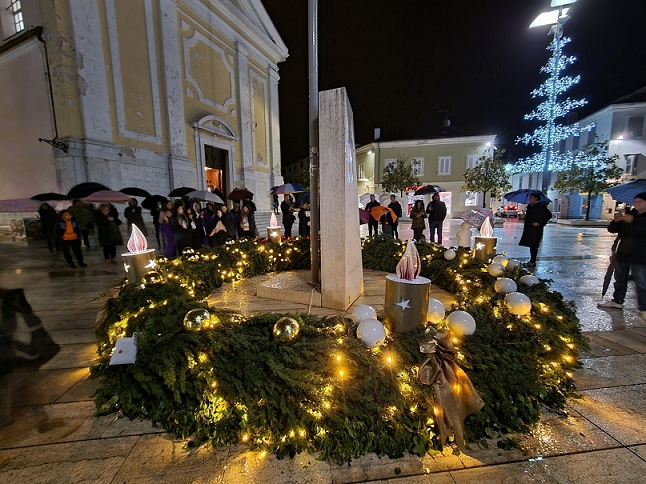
607, 179, 646, 204
504, 189, 551, 205
271, 183, 306, 194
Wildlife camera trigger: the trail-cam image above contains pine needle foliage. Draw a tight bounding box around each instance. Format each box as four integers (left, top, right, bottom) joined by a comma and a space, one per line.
91, 236, 587, 461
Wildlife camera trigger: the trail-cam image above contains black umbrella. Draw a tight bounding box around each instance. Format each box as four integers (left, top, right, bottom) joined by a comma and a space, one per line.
120, 187, 151, 197
414, 185, 446, 196
142, 195, 168, 210
504, 189, 551, 205
31, 192, 70, 201
67, 182, 110, 199
168, 187, 197, 197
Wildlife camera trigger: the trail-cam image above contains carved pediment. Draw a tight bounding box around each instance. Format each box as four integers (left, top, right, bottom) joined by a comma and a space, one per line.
193, 115, 238, 140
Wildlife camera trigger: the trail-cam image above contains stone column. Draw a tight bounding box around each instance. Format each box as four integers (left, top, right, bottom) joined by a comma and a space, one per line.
319, 88, 363, 310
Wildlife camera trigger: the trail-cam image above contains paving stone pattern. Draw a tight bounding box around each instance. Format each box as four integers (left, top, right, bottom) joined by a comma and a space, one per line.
1, 219, 645, 482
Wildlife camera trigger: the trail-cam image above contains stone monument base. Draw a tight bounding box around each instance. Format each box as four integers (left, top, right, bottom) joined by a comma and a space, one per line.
256, 270, 322, 307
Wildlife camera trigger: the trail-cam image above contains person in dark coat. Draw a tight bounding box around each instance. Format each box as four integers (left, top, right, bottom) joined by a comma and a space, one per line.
298, 202, 311, 237
598, 192, 646, 319
150, 201, 162, 248
94, 204, 123, 264
38, 203, 59, 252
231, 202, 242, 239
387, 195, 403, 240
171, 205, 192, 254
426, 193, 447, 245
281, 194, 296, 238
410, 200, 426, 242
159, 200, 176, 257
239, 204, 258, 239
518, 193, 552, 268
365, 194, 381, 237
203, 202, 217, 247
124, 198, 147, 237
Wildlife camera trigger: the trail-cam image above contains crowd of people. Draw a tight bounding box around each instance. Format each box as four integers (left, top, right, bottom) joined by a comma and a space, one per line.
36, 194, 274, 266
368, 193, 446, 243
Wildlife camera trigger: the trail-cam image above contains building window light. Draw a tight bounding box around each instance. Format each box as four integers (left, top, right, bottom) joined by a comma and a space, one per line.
10, 0, 25, 33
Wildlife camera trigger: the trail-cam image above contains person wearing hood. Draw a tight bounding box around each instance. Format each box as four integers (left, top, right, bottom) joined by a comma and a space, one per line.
124, 198, 147, 237
54, 210, 87, 268
94, 203, 124, 264
518, 193, 552, 268
38, 202, 59, 252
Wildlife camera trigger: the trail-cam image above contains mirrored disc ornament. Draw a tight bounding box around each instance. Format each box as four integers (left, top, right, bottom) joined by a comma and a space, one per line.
273, 317, 301, 344
141, 271, 163, 285
444, 249, 457, 261
446, 310, 476, 336
352, 304, 377, 323
505, 292, 532, 315
487, 263, 505, 277
505, 259, 522, 271
427, 298, 446, 324
519, 274, 540, 286
356, 318, 387, 348
494, 277, 518, 294
492, 254, 509, 267
183, 308, 211, 333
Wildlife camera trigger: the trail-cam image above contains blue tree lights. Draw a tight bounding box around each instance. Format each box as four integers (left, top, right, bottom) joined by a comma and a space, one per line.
511, 34, 593, 178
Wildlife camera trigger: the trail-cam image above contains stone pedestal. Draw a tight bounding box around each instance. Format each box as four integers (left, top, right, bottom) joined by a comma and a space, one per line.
383, 275, 431, 333
318, 88, 364, 310
122, 249, 156, 284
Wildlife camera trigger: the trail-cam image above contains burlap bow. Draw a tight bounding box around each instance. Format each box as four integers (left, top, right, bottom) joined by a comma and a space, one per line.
418, 328, 484, 451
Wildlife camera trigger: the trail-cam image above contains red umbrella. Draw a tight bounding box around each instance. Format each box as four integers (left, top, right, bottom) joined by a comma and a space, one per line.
370, 205, 398, 223
228, 188, 254, 201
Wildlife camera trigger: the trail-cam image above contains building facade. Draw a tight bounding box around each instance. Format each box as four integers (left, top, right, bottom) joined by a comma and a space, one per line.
0, 0, 287, 210
509, 88, 646, 220
355, 135, 497, 217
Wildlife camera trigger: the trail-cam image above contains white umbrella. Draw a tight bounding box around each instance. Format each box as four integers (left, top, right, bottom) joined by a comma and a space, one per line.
186, 190, 225, 204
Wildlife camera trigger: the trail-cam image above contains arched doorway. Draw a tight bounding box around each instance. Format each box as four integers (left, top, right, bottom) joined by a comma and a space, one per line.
193, 115, 238, 198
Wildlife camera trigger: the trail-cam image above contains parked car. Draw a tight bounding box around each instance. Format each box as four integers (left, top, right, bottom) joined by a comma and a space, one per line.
495, 206, 518, 218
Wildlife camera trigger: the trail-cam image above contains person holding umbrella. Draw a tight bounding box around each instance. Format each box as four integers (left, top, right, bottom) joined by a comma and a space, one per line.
281, 194, 296, 238
124, 198, 147, 237
426, 193, 447, 245
598, 192, 646, 320
410, 200, 427, 242
365, 194, 381, 237
519, 192, 552, 268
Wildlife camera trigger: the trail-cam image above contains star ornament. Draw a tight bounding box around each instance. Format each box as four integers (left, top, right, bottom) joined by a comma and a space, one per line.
394, 298, 412, 311
475, 242, 485, 250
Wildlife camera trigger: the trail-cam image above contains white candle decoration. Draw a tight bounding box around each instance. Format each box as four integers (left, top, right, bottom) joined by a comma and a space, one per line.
122, 224, 156, 284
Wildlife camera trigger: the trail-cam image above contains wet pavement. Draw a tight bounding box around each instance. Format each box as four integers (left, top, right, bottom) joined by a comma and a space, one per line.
1, 218, 645, 482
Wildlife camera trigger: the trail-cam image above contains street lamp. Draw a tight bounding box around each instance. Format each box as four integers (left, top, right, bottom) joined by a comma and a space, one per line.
530, 0, 577, 194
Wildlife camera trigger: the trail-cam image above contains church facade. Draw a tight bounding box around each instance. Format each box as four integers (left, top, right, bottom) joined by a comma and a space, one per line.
0, 0, 287, 210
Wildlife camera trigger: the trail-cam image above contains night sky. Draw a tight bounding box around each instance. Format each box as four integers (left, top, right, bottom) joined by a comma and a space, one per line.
261, 0, 646, 166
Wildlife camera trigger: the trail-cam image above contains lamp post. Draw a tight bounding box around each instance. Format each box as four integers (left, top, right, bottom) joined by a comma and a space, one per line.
530, 0, 577, 194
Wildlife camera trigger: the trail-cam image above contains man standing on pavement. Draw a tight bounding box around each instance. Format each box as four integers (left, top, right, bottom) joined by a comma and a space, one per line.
388, 195, 403, 240
365, 194, 381, 237
598, 192, 646, 320
426, 193, 447, 244
519, 193, 552, 268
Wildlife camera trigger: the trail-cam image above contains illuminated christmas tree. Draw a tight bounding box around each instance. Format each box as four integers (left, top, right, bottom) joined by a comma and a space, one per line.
511, 34, 593, 183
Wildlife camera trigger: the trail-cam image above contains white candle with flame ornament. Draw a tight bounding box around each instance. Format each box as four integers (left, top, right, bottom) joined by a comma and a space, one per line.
267, 212, 282, 243
383, 239, 431, 334
473, 217, 497, 262
121, 224, 156, 284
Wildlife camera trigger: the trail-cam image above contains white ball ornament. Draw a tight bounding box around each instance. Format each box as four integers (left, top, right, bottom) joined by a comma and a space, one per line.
444, 249, 457, 261
519, 275, 540, 286
487, 263, 505, 277
446, 311, 476, 336
356, 318, 387, 348
427, 298, 446, 324
505, 259, 522, 271
492, 255, 509, 267
352, 304, 377, 323
494, 277, 518, 294
505, 292, 532, 315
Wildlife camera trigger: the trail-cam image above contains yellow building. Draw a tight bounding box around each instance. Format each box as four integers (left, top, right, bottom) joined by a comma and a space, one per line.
0, 0, 287, 210
355, 136, 496, 217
